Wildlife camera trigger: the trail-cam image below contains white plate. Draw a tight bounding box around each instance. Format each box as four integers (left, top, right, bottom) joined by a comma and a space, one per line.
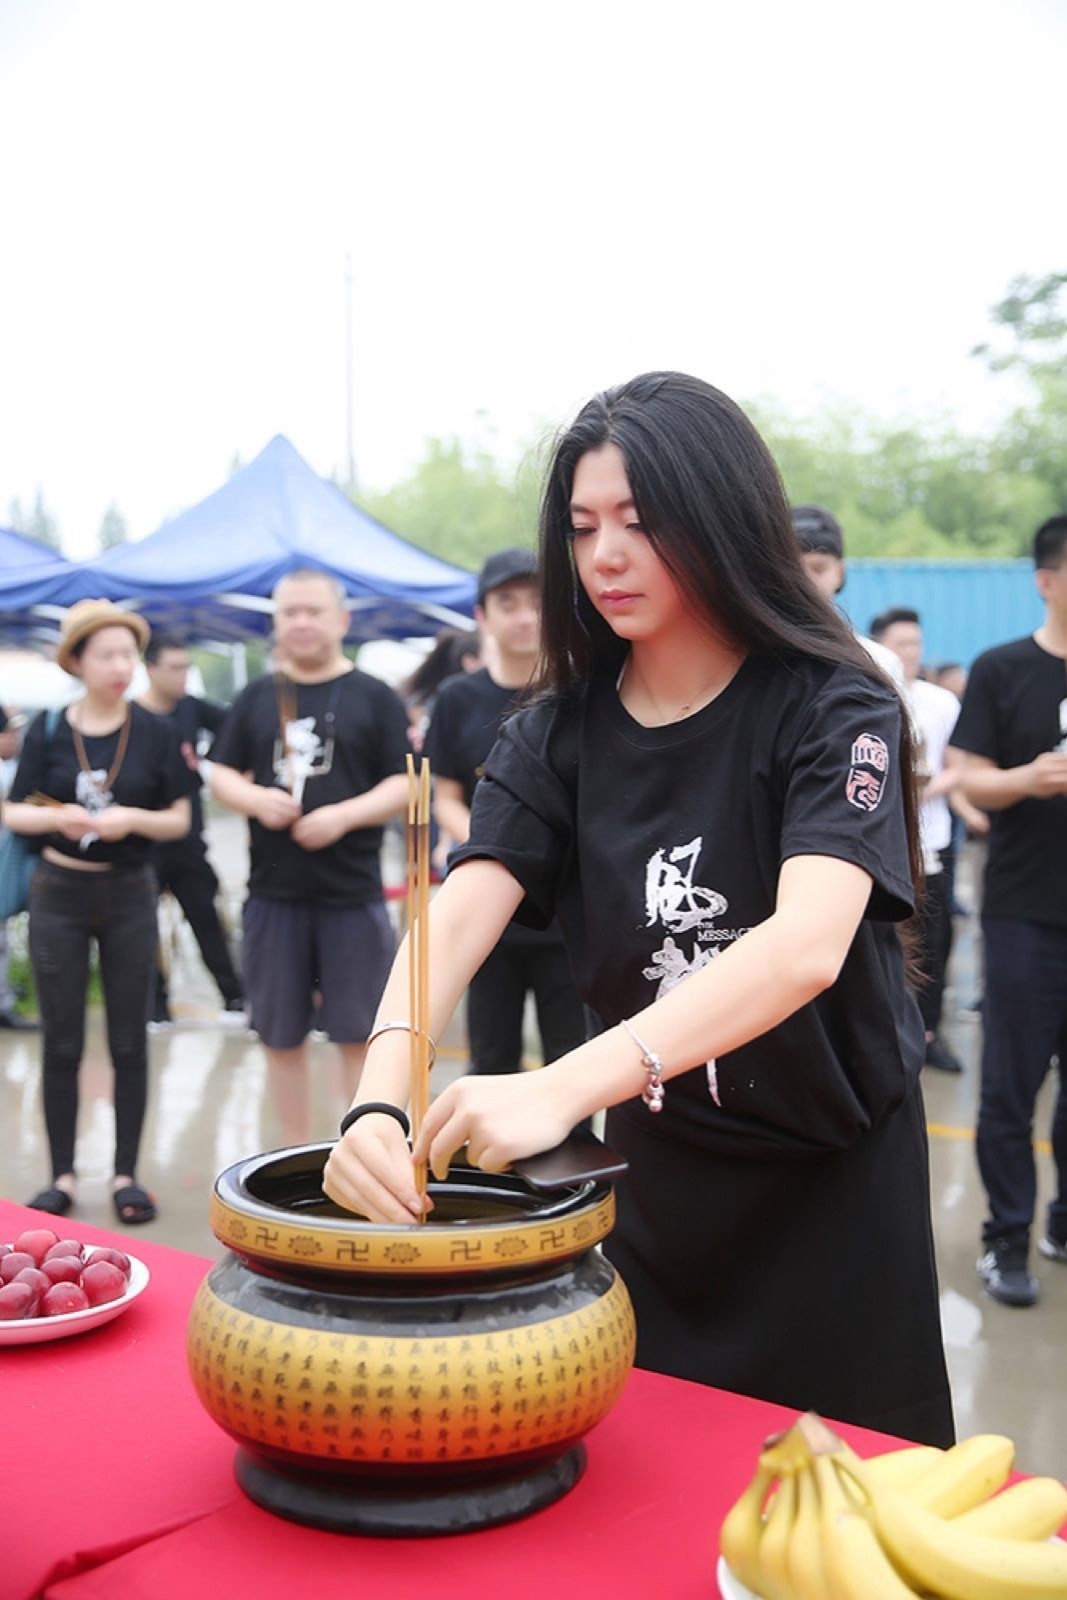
0, 1253, 149, 1345
716, 1558, 758, 1600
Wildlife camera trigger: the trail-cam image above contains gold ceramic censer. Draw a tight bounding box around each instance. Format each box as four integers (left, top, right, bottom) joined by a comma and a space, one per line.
187, 759, 636, 1535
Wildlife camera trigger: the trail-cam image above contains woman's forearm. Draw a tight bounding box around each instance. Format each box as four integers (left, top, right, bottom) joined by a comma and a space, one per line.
2, 802, 59, 836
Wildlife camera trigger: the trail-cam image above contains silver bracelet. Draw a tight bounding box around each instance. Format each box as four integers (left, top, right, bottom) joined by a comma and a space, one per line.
365, 1020, 438, 1070
620, 1017, 665, 1113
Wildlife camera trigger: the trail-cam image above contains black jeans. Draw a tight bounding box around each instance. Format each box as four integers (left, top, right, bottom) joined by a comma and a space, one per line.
155, 842, 243, 1011
977, 916, 1067, 1244
29, 860, 158, 1180
466, 938, 586, 1076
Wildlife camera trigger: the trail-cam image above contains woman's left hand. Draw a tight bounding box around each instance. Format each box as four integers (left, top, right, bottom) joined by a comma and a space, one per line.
92, 806, 134, 842
412, 1070, 575, 1180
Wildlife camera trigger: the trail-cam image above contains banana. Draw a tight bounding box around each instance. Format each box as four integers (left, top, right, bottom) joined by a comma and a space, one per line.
864, 1444, 944, 1493
785, 1462, 827, 1599
903, 1433, 1015, 1516
720, 1464, 774, 1595
951, 1476, 1067, 1542
755, 1466, 797, 1600
852, 1469, 1067, 1599
814, 1457, 923, 1600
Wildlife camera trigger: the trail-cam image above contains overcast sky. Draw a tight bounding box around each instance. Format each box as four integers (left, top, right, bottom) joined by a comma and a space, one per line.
1, 0, 1063, 558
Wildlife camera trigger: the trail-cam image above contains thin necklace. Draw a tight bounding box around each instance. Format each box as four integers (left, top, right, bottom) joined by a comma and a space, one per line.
624, 656, 729, 725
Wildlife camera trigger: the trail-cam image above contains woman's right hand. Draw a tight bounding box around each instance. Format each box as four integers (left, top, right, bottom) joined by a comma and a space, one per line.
322, 1113, 433, 1225
55, 804, 94, 841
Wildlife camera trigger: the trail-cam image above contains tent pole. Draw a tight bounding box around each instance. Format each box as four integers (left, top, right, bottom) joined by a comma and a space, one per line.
231, 641, 248, 694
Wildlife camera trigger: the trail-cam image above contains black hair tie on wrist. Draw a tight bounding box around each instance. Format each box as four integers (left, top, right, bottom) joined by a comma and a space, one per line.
339, 1102, 411, 1139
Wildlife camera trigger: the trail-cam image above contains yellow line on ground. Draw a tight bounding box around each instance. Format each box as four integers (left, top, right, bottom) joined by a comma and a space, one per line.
927, 1121, 1052, 1155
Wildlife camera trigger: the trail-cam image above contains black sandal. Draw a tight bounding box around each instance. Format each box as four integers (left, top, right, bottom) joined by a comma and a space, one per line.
27, 1185, 74, 1216
112, 1183, 157, 1225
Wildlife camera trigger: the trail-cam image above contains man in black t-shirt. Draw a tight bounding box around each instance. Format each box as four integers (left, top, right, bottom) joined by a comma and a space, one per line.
138, 632, 244, 1023
211, 571, 410, 1146
426, 548, 585, 1079
951, 514, 1067, 1308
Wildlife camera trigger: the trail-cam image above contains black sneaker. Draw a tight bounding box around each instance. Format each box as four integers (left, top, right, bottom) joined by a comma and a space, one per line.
924, 1036, 964, 1074
1038, 1232, 1067, 1265
977, 1237, 1038, 1307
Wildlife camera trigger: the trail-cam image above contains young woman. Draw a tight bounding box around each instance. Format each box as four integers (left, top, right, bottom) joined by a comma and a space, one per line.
323, 373, 954, 1446
5, 600, 192, 1224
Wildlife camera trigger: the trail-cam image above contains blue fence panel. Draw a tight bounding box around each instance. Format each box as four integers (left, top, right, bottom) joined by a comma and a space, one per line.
838, 561, 1042, 668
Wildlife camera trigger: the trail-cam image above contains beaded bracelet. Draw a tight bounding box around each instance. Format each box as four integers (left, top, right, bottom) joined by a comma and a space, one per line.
365, 1019, 438, 1070
620, 1017, 666, 1113
339, 1102, 411, 1139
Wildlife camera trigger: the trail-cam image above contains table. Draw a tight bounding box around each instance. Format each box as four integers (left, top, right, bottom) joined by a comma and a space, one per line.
0, 1198, 923, 1600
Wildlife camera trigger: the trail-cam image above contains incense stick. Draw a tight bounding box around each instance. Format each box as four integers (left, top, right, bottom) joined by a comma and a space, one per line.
405, 755, 434, 1220
414, 758, 432, 1213
405, 755, 420, 1212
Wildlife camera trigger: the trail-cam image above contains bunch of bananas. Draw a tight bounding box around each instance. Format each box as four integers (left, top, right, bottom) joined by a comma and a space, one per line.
719, 1411, 1067, 1598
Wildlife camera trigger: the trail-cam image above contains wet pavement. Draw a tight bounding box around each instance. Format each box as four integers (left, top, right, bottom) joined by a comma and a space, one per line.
2, 822, 1065, 1476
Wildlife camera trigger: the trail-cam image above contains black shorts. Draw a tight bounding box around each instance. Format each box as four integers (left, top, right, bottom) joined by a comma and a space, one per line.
242, 896, 394, 1049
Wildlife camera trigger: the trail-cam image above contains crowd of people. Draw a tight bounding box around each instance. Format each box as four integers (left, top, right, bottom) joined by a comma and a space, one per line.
1, 371, 1065, 1437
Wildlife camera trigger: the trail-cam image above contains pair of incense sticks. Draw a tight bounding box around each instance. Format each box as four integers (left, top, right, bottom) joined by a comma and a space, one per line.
406, 754, 432, 1220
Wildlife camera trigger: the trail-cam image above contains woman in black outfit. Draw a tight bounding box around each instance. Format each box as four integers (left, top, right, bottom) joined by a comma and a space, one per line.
6, 601, 192, 1224
323, 374, 954, 1445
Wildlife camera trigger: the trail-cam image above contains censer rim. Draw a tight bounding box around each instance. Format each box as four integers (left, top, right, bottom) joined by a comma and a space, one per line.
209, 1144, 616, 1276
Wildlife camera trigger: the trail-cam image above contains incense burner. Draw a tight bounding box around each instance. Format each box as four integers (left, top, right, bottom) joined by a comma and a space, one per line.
187, 1144, 635, 1535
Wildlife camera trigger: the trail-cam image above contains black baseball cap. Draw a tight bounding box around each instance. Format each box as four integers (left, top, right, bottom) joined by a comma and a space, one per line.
476, 547, 539, 603
791, 505, 844, 559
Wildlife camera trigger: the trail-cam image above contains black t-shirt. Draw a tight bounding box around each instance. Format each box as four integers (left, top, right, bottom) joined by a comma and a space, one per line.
451, 653, 923, 1160
950, 634, 1067, 927
144, 694, 228, 843
426, 667, 563, 949
9, 702, 194, 867
211, 668, 411, 907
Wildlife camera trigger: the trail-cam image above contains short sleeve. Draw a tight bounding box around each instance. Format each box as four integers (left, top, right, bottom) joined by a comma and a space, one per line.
209, 688, 254, 773
423, 686, 464, 782
7, 711, 48, 802
371, 683, 412, 780
154, 718, 197, 806
778, 672, 915, 921
949, 654, 1000, 763
448, 702, 576, 929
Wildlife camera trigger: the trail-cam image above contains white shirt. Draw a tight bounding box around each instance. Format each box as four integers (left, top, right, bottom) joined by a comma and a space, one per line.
906, 677, 961, 867
857, 633, 906, 689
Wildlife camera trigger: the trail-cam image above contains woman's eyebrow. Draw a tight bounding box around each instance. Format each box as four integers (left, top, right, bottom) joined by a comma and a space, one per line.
568, 499, 636, 515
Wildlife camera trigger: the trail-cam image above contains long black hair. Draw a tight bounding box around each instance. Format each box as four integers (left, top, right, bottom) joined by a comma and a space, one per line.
536, 371, 924, 904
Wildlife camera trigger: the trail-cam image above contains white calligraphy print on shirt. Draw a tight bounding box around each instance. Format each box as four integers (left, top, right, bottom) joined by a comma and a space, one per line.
641, 837, 741, 1106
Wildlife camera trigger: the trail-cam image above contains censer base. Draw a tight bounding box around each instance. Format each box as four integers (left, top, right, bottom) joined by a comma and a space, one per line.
234, 1444, 587, 1537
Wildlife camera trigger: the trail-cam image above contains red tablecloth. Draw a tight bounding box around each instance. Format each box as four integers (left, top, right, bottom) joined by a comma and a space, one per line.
3, 1198, 906, 1600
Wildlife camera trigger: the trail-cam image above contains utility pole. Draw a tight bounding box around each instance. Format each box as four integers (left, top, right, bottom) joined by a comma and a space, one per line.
345, 252, 357, 495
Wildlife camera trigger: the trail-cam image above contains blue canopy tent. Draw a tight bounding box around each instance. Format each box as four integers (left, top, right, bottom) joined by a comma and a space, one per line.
66, 435, 477, 643
0, 528, 80, 645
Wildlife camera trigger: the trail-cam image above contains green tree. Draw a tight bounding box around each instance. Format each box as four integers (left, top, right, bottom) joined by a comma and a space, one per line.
8, 489, 61, 551
356, 435, 542, 571
974, 270, 1067, 521
97, 502, 129, 550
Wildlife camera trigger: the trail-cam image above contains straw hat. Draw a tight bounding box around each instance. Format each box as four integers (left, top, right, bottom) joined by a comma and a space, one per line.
55, 599, 150, 674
